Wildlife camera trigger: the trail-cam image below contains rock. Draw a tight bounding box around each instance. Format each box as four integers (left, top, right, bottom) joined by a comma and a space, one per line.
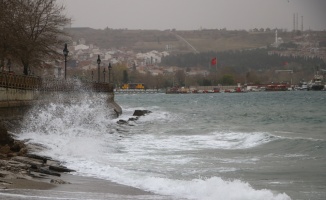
0, 122, 77, 189
50, 178, 70, 184
6, 153, 15, 158
18, 148, 28, 156
10, 161, 30, 170
0, 145, 11, 155
0, 170, 13, 178
10, 141, 25, 152
114, 109, 120, 117
49, 165, 75, 173
29, 172, 49, 179
46, 160, 60, 166
117, 119, 128, 125
0, 179, 12, 185
128, 117, 139, 121
0, 123, 28, 158
0, 124, 14, 146
26, 154, 51, 163
37, 167, 61, 177
133, 110, 152, 117
16, 174, 33, 180
26, 143, 47, 154
12, 156, 43, 168
0, 154, 6, 159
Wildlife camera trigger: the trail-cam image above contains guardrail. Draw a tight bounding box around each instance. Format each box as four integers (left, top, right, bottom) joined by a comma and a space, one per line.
0, 72, 113, 92
0, 73, 42, 90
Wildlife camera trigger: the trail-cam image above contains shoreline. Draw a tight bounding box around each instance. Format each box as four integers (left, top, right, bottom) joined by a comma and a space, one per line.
0, 153, 155, 199
0, 158, 154, 199
0, 123, 153, 198
1, 173, 152, 196
53, 173, 152, 195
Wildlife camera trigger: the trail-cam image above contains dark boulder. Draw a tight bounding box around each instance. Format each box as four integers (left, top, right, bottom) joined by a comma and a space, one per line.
128, 117, 139, 121
0, 124, 14, 146
26, 154, 52, 163
37, 167, 61, 177
49, 165, 76, 173
50, 178, 70, 184
117, 119, 128, 125
10, 141, 25, 152
133, 110, 152, 117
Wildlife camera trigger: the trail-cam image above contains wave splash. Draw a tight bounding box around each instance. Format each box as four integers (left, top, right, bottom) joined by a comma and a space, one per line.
16, 100, 291, 200
140, 176, 290, 200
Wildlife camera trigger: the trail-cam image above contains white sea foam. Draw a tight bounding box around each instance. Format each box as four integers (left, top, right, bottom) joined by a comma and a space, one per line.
63, 159, 291, 200
113, 131, 274, 155
135, 177, 291, 200
16, 99, 291, 200
0, 189, 166, 200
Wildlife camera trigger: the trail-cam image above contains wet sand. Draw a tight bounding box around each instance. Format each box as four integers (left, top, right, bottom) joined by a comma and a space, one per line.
0, 173, 155, 200
53, 173, 152, 195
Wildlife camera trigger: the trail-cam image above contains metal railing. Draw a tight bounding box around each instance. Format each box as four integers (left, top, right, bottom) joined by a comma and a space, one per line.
0, 72, 42, 90
0, 72, 113, 93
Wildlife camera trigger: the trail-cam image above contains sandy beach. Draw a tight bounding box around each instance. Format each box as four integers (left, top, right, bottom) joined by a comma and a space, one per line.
0, 172, 157, 200
56, 173, 153, 196
2, 173, 151, 195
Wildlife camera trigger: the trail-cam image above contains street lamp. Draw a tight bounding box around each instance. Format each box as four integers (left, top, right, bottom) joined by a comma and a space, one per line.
103, 68, 106, 82
7, 59, 11, 73
108, 63, 112, 83
63, 43, 69, 80
97, 55, 101, 82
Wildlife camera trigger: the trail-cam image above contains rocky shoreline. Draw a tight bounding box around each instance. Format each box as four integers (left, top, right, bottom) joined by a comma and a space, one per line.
0, 122, 76, 190
0, 109, 152, 191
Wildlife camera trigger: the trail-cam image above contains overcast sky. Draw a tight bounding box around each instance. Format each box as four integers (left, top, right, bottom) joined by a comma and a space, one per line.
58, 0, 326, 31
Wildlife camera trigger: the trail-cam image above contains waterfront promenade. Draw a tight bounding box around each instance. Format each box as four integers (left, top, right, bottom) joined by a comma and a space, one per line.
0, 72, 120, 119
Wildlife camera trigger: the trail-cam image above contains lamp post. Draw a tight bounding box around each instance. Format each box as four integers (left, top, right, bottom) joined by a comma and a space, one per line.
63, 43, 69, 80
103, 68, 106, 82
1, 59, 3, 72
7, 59, 11, 73
108, 63, 112, 84
97, 55, 101, 82
91, 71, 93, 81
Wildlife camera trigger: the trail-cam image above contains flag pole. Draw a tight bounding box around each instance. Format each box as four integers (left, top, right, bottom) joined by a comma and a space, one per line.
215, 56, 217, 86
216, 56, 217, 72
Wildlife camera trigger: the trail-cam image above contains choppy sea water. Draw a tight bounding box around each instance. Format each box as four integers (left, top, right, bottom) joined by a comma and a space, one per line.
2, 91, 325, 200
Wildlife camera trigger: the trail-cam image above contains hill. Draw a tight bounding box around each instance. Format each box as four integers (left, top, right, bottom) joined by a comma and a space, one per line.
65, 28, 291, 53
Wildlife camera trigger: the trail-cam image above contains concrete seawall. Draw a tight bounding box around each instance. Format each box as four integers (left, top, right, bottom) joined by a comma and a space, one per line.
0, 86, 122, 120
0, 73, 122, 123
0, 87, 35, 119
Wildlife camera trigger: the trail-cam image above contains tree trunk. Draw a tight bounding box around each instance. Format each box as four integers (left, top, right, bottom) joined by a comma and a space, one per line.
0, 57, 4, 71
22, 61, 29, 75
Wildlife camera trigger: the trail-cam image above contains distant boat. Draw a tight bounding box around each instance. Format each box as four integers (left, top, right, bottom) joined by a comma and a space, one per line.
308, 71, 324, 91
166, 87, 189, 94
265, 84, 288, 91
298, 80, 308, 90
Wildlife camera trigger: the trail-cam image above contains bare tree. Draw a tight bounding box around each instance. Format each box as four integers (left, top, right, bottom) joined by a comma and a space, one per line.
0, 0, 11, 70
2, 0, 70, 75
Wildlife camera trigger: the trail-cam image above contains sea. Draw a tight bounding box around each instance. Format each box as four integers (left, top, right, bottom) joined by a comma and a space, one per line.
1, 91, 325, 200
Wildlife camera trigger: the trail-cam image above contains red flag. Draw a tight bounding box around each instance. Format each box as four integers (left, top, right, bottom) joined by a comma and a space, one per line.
211, 57, 217, 66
